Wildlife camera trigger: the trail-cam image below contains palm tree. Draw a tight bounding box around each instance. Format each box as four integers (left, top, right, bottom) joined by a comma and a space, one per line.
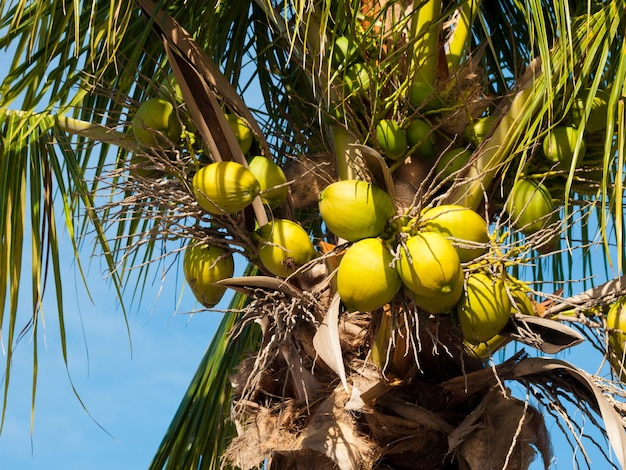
2, 0, 626, 468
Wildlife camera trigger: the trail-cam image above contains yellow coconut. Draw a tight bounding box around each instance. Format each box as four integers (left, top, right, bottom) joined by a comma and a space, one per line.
420, 205, 489, 262
319, 180, 395, 242
248, 156, 289, 207
457, 272, 511, 344
257, 219, 316, 277
606, 299, 626, 381
183, 242, 234, 308
507, 277, 535, 316
411, 271, 465, 313
225, 113, 253, 155
336, 238, 402, 312
132, 98, 182, 148
396, 232, 464, 311
192, 161, 260, 215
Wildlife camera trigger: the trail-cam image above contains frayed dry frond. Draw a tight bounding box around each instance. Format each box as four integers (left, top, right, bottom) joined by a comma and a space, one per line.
226, 387, 380, 470
228, 286, 325, 406
454, 388, 552, 470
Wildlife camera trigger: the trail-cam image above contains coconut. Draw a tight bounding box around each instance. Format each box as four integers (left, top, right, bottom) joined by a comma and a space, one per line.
507, 277, 535, 316
130, 153, 165, 179
192, 161, 260, 215
319, 180, 395, 242
457, 272, 511, 344
376, 119, 408, 160
225, 113, 253, 155
435, 147, 472, 181
396, 232, 464, 311
409, 80, 444, 111
570, 88, 611, 134
183, 242, 234, 308
336, 238, 402, 312
506, 179, 554, 235
606, 299, 626, 381
132, 98, 182, 148
331, 36, 356, 67
420, 205, 489, 262
344, 62, 371, 96
411, 273, 464, 313
542, 126, 586, 170
257, 219, 316, 278
248, 156, 289, 207
406, 119, 436, 159
464, 115, 497, 147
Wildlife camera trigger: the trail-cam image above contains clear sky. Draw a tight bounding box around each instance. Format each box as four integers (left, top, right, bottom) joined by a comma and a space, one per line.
0, 20, 621, 470
0, 254, 231, 470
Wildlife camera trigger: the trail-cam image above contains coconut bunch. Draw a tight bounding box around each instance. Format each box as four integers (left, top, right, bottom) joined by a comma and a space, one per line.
96, 1, 626, 468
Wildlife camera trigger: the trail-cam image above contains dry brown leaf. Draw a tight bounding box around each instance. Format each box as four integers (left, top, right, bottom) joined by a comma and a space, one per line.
503, 314, 585, 354
300, 389, 377, 470
137, 0, 270, 155
313, 294, 348, 392
214, 275, 302, 298
350, 144, 396, 201
511, 357, 626, 468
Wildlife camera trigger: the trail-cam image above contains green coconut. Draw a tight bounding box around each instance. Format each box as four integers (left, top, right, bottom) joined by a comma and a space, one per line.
319, 180, 395, 242
409, 80, 444, 111
183, 242, 234, 308
257, 219, 316, 278
343, 62, 371, 96
376, 119, 408, 160
396, 231, 464, 312
570, 88, 611, 134
542, 126, 586, 170
420, 205, 489, 262
457, 272, 512, 344
248, 156, 289, 207
336, 238, 402, 312
406, 119, 436, 159
435, 147, 472, 181
464, 115, 497, 147
132, 98, 182, 148
332, 36, 356, 67
192, 161, 260, 215
506, 179, 554, 235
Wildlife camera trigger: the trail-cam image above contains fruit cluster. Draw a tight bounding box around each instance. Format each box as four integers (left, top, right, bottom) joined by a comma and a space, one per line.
126, 33, 614, 354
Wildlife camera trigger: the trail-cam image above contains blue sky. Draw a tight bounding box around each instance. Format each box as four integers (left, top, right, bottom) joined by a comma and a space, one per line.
0, 262, 228, 469
0, 17, 623, 470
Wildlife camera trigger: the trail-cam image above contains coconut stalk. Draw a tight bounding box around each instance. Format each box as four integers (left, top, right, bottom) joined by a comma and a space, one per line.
57, 115, 138, 153
444, 61, 542, 211
409, 0, 441, 88
332, 124, 361, 181
445, 0, 480, 74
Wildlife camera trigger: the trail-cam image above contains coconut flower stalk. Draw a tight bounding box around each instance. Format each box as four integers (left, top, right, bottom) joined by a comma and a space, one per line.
445, 0, 481, 74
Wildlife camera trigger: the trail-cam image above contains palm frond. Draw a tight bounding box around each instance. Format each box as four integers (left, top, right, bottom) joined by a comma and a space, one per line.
150, 275, 261, 470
